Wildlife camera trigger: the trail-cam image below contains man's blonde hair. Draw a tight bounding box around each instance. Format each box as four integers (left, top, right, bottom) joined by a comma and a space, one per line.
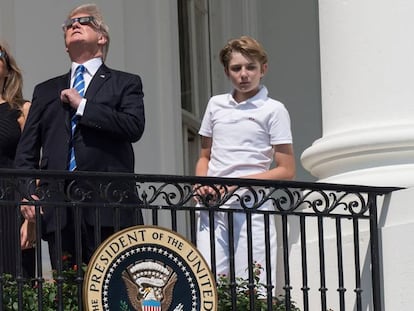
65, 3, 110, 61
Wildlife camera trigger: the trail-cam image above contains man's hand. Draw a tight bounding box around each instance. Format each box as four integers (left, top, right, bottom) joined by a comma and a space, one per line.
20, 195, 42, 223
61, 88, 83, 109
21, 219, 36, 249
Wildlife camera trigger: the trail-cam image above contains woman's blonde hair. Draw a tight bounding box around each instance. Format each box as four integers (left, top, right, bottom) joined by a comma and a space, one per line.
0, 42, 27, 110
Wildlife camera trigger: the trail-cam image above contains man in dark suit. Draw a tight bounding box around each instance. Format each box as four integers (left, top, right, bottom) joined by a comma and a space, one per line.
15, 4, 145, 269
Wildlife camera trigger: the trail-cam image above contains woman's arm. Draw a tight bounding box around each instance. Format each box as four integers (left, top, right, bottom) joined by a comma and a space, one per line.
17, 101, 31, 131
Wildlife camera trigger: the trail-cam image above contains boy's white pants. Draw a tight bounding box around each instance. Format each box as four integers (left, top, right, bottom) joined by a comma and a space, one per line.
197, 202, 277, 294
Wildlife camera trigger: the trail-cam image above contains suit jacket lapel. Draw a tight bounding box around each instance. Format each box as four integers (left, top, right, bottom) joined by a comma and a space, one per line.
85, 64, 111, 99
59, 72, 72, 134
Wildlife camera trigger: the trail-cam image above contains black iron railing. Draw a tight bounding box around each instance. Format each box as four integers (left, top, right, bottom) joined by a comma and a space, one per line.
0, 169, 401, 311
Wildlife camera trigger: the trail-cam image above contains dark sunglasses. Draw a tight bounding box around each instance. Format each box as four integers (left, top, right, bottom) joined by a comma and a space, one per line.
0, 50, 11, 70
62, 16, 95, 31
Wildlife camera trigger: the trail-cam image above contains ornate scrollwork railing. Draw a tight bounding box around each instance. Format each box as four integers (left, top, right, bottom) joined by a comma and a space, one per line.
0, 169, 399, 216
0, 169, 402, 311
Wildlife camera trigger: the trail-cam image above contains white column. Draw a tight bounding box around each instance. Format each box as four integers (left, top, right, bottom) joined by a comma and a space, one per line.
301, 0, 414, 187
299, 2, 414, 310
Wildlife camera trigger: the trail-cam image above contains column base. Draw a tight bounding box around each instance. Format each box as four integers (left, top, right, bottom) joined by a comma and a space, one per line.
301, 124, 414, 187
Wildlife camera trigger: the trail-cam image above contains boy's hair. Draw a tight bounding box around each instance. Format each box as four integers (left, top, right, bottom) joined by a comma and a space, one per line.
219, 36, 268, 69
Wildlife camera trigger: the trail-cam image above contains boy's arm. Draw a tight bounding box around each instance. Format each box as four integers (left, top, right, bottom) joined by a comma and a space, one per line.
245, 144, 296, 181
195, 136, 212, 177
194, 136, 214, 199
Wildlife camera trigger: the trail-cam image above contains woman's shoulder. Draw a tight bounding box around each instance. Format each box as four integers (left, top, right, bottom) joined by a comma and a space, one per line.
17, 101, 31, 130
21, 101, 31, 115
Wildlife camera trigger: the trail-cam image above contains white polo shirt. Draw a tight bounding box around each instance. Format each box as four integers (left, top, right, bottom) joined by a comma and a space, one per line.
199, 85, 292, 178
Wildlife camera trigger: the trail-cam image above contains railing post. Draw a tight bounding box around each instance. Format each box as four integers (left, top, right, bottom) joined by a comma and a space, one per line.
369, 193, 382, 311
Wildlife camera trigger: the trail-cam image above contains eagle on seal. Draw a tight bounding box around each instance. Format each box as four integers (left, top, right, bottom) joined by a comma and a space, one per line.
122, 260, 178, 311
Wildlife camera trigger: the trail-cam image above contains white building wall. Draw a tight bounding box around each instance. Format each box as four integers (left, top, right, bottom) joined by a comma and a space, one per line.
122, 0, 183, 175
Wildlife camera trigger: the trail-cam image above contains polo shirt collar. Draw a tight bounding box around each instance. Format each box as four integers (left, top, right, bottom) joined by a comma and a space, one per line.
228, 85, 268, 106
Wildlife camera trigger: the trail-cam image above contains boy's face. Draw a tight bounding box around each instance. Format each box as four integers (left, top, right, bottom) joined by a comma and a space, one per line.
225, 52, 267, 102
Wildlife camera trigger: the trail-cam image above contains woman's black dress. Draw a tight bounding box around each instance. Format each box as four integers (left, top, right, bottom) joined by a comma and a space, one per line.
0, 102, 34, 277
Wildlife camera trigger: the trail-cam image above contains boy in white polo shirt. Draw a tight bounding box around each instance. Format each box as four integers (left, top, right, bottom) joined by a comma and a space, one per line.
195, 35, 296, 293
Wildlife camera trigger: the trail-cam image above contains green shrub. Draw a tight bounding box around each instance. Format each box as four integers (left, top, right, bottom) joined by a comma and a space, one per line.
2, 259, 301, 310
1, 255, 83, 311
216, 262, 301, 311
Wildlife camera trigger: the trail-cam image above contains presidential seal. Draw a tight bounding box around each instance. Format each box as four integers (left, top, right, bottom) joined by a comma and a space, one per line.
83, 225, 217, 311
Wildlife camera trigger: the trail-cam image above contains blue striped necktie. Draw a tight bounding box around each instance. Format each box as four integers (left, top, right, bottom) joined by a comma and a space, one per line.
69, 65, 85, 171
